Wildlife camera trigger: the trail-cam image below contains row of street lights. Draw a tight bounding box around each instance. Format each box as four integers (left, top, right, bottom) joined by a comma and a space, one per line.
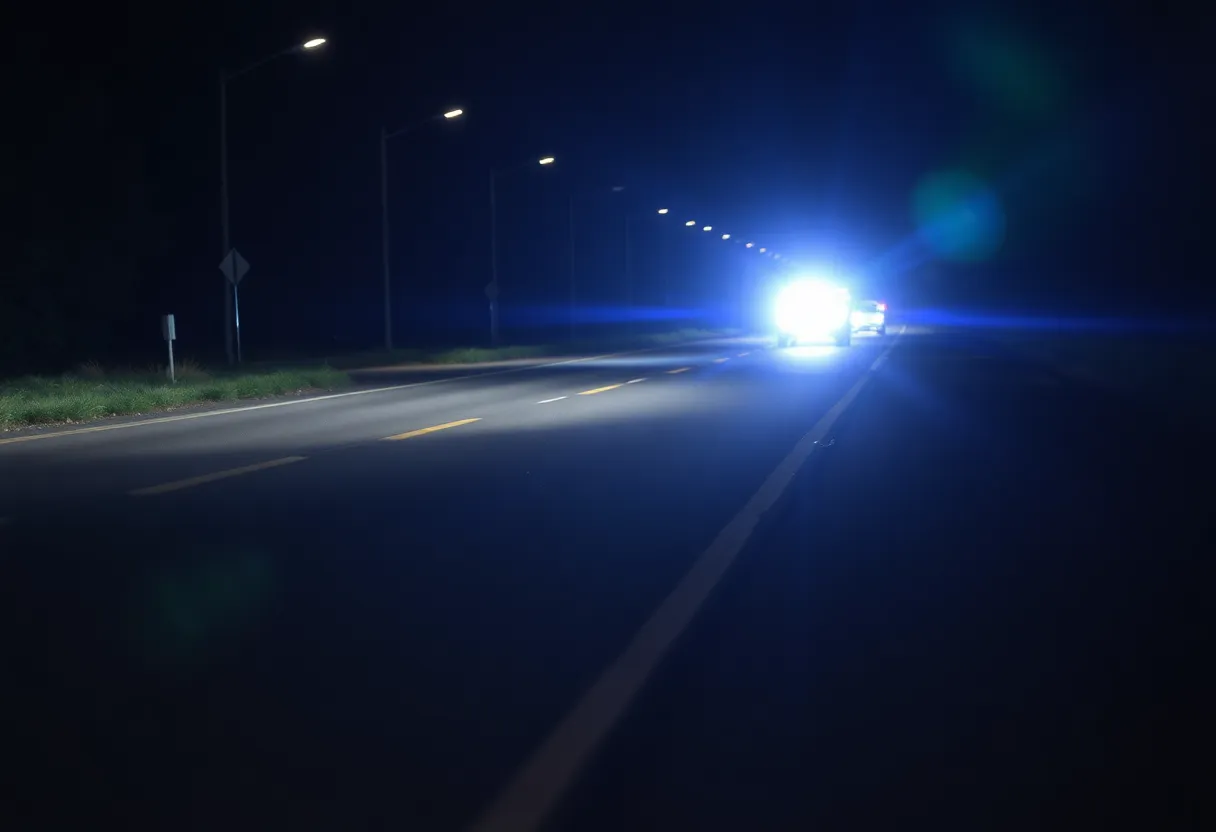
219, 35, 794, 358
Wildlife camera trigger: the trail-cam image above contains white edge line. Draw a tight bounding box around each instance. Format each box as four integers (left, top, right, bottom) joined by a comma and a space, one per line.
625, 378, 646, 384
0, 337, 736, 447
537, 396, 567, 404
468, 334, 902, 832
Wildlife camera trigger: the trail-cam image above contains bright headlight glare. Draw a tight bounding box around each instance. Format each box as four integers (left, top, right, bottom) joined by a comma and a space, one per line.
774, 280, 851, 334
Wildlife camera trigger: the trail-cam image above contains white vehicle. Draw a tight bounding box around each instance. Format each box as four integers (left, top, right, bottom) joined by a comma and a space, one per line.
773, 279, 853, 347
851, 299, 887, 336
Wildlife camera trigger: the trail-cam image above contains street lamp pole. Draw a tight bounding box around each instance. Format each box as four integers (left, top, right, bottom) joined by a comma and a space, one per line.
379, 108, 463, 352
380, 126, 393, 351
218, 37, 326, 365
220, 72, 232, 365
489, 169, 500, 346
487, 156, 554, 347
624, 213, 633, 337
567, 192, 576, 342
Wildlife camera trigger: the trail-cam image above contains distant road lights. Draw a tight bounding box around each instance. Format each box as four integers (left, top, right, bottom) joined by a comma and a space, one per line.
759, 247, 767, 253
685, 220, 696, 226
721, 233, 730, 240
302, 38, 327, 49
702, 225, 712, 231
538, 156, 556, 165
657, 208, 669, 214
745, 242, 754, 248
443, 108, 464, 119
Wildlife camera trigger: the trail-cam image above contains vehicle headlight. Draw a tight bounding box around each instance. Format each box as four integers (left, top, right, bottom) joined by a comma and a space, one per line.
774, 280, 851, 334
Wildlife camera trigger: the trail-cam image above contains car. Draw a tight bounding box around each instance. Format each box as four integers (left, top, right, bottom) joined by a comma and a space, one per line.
851, 299, 887, 336
773, 279, 853, 348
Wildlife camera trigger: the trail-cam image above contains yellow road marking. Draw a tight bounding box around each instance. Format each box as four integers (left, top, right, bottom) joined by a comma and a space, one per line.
130, 456, 307, 497
713, 357, 730, 363
666, 367, 692, 374
384, 417, 480, 441
578, 384, 623, 396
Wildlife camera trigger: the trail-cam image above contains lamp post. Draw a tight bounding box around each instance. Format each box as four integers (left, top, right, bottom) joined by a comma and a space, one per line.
379, 107, 464, 351
489, 156, 555, 346
219, 36, 326, 364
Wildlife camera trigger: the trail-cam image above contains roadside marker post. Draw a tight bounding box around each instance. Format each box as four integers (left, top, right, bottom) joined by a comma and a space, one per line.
161, 313, 177, 382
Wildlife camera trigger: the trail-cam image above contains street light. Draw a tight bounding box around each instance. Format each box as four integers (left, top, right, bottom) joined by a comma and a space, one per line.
703, 226, 712, 231
220, 36, 327, 364
379, 106, 466, 351
657, 208, 669, 214
721, 233, 731, 240
685, 220, 696, 226
745, 242, 754, 248
490, 155, 556, 345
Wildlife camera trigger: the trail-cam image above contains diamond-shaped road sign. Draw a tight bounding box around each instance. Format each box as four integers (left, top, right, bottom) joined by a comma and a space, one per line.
220, 248, 250, 286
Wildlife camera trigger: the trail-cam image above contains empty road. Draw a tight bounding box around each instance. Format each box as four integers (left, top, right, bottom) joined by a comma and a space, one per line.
2, 329, 1207, 831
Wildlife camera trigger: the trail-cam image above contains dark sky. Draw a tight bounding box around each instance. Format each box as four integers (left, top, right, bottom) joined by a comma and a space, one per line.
2, 0, 1210, 368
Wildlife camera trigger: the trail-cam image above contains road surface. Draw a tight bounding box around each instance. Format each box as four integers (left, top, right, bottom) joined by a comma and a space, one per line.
1, 330, 1207, 831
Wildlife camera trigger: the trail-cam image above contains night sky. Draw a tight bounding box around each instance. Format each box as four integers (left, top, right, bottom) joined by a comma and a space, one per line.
3, 0, 1209, 371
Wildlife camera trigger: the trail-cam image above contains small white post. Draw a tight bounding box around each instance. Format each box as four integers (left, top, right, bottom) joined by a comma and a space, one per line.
162, 313, 177, 383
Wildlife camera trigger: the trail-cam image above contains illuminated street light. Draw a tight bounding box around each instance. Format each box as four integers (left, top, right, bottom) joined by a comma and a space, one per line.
702, 225, 712, 231
380, 105, 467, 350
759, 247, 767, 252
657, 208, 669, 214
220, 35, 328, 365
685, 220, 696, 226
490, 155, 557, 345
745, 242, 754, 248
721, 233, 730, 240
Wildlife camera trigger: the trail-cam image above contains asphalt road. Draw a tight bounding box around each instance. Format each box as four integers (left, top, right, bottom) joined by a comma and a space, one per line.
1, 330, 1208, 831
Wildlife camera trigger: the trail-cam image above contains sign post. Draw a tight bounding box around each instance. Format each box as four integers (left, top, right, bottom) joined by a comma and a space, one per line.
219, 248, 251, 363
161, 314, 177, 382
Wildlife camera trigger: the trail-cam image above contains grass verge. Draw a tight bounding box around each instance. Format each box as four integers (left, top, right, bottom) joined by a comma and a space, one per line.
1, 362, 350, 431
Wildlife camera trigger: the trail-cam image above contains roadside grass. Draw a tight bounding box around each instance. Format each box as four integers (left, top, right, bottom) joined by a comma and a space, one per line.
1, 328, 733, 431
0, 360, 350, 431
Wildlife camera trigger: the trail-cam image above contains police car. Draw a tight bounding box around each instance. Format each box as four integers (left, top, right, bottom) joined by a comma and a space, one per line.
773, 279, 854, 348
851, 299, 887, 336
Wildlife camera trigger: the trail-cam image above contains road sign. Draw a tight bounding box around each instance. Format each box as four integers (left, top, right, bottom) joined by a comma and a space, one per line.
484, 281, 499, 301
220, 248, 250, 285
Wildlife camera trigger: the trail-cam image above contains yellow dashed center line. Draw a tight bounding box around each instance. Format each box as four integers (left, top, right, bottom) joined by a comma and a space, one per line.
713, 357, 730, 363
578, 384, 624, 396
384, 417, 481, 441
130, 455, 307, 497
666, 367, 692, 374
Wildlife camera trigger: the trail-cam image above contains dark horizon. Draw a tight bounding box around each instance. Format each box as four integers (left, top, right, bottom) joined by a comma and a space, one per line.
3, 1, 1210, 373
